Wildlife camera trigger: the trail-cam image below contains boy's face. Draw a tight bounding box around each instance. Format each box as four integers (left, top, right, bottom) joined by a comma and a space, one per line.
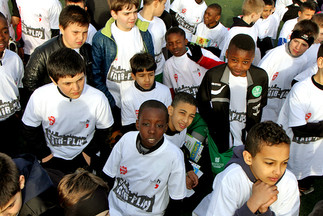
288, 38, 309, 57
0, 176, 25, 216
154, 0, 166, 17
166, 33, 188, 57
316, 27, 323, 43
261, 5, 274, 19
0, 17, 9, 56
52, 73, 85, 99
168, 102, 196, 132
136, 107, 168, 148
204, 7, 220, 28
226, 45, 254, 77
60, 23, 88, 49
298, 9, 315, 21
251, 11, 262, 23
111, 5, 138, 32
243, 143, 290, 186
131, 69, 155, 90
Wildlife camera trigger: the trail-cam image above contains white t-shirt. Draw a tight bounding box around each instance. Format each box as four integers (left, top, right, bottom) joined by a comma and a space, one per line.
107, 22, 145, 107
165, 128, 187, 148
193, 163, 300, 216
229, 73, 247, 148
278, 17, 298, 45
86, 23, 97, 45
120, 81, 172, 126
170, 0, 207, 41
285, 77, 323, 180
258, 44, 307, 122
192, 22, 228, 48
254, 12, 281, 40
293, 63, 317, 83
163, 48, 220, 98
103, 131, 186, 216
303, 43, 320, 69
0, 49, 24, 121
22, 83, 114, 160
15, 0, 62, 55
138, 13, 166, 76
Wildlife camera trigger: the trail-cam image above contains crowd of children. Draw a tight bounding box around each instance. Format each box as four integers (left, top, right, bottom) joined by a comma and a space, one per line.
1, 0, 323, 215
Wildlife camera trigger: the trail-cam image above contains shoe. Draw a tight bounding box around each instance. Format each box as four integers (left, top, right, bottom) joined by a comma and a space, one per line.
299, 186, 314, 196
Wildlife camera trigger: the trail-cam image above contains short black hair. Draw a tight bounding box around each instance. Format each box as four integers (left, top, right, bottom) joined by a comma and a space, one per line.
171, 92, 197, 108
245, 121, 290, 157
318, 44, 323, 59
208, 3, 222, 14
138, 100, 169, 123
65, 0, 87, 5
47, 47, 86, 83
165, 27, 186, 42
228, 33, 255, 53
59, 5, 90, 29
300, 0, 317, 12
0, 11, 6, 20
130, 53, 156, 75
0, 153, 20, 208
263, 0, 274, 6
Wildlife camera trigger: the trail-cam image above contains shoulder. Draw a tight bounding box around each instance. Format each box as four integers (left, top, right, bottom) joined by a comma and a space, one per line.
32, 83, 56, 97
249, 65, 268, 77
155, 82, 171, 90
82, 84, 108, 100
277, 169, 298, 191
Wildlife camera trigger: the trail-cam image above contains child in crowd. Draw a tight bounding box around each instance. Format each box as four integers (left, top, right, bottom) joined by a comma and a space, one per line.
0, 12, 24, 156
0, 153, 57, 216
254, 0, 282, 57
163, 27, 222, 98
170, 0, 207, 41
65, 0, 97, 45
278, 0, 316, 45
120, 53, 172, 133
138, 0, 167, 82
15, 0, 62, 63
58, 169, 110, 216
92, 0, 154, 109
278, 44, 323, 195
103, 100, 186, 215
258, 19, 318, 122
219, 0, 264, 64
22, 48, 114, 175
197, 34, 268, 153
191, 3, 228, 57
193, 121, 300, 215
23, 5, 93, 95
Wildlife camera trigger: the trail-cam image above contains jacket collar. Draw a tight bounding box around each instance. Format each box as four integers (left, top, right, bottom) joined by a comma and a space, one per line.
220, 65, 254, 87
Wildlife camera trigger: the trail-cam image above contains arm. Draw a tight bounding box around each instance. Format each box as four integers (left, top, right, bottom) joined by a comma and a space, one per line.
291, 122, 323, 137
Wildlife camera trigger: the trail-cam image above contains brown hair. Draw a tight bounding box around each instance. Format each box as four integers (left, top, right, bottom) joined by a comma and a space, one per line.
242, 0, 265, 16
109, 0, 139, 12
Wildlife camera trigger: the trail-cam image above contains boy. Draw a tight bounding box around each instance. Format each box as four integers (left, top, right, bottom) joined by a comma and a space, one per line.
170, 0, 207, 41
23, 5, 93, 95
278, 0, 316, 45
277, 44, 323, 195
193, 121, 300, 215
138, 0, 167, 83
92, 0, 154, 109
197, 34, 268, 153
258, 19, 318, 122
163, 27, 222, 98
219, 0, 264, 64
191, 3, 228, 57
103, 100, 186, 215
121, 53, 172, 133
22, 48, 114, 174
65, 0, 97, 45
0, 12, 24, 156
0, 152, 57, 216
15, 0, 62, 63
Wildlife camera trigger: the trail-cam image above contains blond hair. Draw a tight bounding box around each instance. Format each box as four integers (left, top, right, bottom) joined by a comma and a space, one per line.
242, 0, 265, 16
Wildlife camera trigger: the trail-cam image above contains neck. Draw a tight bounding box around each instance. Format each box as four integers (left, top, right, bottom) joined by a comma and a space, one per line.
168, 119, 176, 132
314, 69, 323, 85
242, 16, 253, 25
140, 7, 154, 21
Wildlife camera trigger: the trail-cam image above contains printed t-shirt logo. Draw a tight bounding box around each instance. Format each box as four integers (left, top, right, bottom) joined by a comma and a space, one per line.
120, 166, 127, 175
252, 86, 262, 97
182, 8, 187, 13
174, 74, 178, 82
305, 113, 311, 121
272, 72, 279, 81
48, 116, 55, 125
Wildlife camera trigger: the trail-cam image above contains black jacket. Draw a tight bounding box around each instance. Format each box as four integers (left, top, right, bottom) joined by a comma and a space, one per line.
23, 35, 93, 94
197, 64, 268, 153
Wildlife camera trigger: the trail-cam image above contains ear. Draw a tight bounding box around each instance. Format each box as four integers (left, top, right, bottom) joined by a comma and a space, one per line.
298, 10, 302, 18
153, 0, 159, 8
184, 38, 188, 46
84, 6, 88, 11
215, 15, 221, 22
59, 25, 64, 34
136, 119, 139, 131
131, 73, 136, 80
49, 77, 58, 85
111, 10, 118, 20
168, 105, 174, 116
19, 175, 25, 190
318, 56, 323, 69
243, 150, 253, 166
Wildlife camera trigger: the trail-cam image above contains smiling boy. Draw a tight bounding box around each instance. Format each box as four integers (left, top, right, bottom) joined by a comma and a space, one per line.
193, 121, 300, 216
103, 100, 186, 215
22, 48, 114, 175
197, 34, 268, 153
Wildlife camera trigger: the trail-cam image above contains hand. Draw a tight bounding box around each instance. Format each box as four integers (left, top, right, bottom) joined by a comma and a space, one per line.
247, 180, 279, 213
82, 152, 91, 165
186, 170, 199, 189
187, 43, 203, 63
258, 194, 278, 213
42, 154, 53, 163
